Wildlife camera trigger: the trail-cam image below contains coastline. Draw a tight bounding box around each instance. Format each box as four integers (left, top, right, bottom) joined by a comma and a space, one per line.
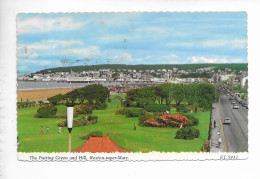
17, 87, 78, 101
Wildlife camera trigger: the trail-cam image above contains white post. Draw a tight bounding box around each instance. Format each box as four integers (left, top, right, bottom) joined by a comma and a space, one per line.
67, 104, 74, 152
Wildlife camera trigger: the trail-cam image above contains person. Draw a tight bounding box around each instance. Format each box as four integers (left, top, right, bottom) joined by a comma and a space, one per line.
46, 127, 49, 134
41, 126, 44, 135
133, 123, 136, 130
218, 137, 222, 148
58, 127, 62, 134
180, 123, 183, 129
214, 120, 216, 128
190, 108, 193, 113
195, 107, 197, 113
203, 106, 205, 112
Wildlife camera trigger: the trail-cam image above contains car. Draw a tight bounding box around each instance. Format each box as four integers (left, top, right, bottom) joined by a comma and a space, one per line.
233, 104, 239, 109
229, 97, 233, 100
242, 102, 248, 109
231, 101, 236, 104
226, 94, 230, 96
223, 117, 231, 124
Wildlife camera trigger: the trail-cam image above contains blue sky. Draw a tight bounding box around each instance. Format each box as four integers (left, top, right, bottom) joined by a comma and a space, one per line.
17, 12, 247, 75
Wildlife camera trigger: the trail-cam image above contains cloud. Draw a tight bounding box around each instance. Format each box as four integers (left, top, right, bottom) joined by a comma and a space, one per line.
57, 46, 101, 58
112, 53, 143, 62
99, 35, 128, 43
161, 54, 178, 59
17, 47, 38, 58
17, 16, 86, 34
187, 56, 228, 63
18, 40, 84, 50
19, 59, 52, 65
187, 56, 246, 64
167, 42, 193, 47
230, 58, 245, 63
200, 39, 247, 49
167, 39, 247, 49
135, 27, 166, 33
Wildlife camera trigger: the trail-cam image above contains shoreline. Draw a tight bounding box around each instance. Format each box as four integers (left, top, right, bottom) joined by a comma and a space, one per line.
17, 87, 79, 101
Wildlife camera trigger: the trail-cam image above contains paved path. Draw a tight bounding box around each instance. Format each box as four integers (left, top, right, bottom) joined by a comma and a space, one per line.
210, 103, 225, 152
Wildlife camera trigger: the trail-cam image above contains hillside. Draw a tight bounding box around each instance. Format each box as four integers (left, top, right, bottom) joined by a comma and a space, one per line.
35, 63, 248, 74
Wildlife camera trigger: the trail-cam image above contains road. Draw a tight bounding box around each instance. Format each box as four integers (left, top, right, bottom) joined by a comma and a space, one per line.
218, 94, 248, 152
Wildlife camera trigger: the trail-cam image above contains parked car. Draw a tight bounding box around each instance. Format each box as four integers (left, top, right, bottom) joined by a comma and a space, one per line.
231, 101, 236, 104
223, 117, 231, 124
229, 97, 233, 100
233, 104, 239, 109
242, 102, 248, 109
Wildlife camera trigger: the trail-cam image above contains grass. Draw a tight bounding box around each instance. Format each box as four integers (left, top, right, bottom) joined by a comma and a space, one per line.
17, 95, 210, 153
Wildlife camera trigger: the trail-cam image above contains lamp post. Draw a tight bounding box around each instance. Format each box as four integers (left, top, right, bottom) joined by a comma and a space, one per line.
67, 104, 74, 152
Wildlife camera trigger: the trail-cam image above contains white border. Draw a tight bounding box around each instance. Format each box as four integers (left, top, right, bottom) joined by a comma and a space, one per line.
1, 0, 260, 179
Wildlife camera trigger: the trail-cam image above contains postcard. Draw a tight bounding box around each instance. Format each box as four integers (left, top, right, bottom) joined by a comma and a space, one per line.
16, 12, 248, 161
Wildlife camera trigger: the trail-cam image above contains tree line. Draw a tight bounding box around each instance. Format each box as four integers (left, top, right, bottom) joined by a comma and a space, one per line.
47, 84, 110, 107
125, 83, 216, 110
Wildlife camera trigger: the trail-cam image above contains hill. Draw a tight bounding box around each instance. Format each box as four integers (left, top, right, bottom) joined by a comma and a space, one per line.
35, 63, 248, 74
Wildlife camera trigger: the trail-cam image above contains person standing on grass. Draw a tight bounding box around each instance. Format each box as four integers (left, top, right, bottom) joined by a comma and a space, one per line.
203, 106, 205, 112
190, 108, 193, 113
41, 126, 44, 135
46, 127, 49, 134
133, 123, 136, 130
58, 127, 62, 134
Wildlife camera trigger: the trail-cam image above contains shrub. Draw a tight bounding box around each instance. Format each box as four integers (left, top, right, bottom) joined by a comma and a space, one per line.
157, 114, 189, 127
144, 118, 165, 127
79, 131, 103, 140
48, 94, 64, 105
153, 112, 163, 118
57, 115, 98, 127
127, 109, 146, 117
175, 127, 200, 140
115, 108, 131, 116
144, 104, 171, 112
55, 112, 67, 118
17, 101, 36, 108
176, 106, 189, 113
74, 104, 93, 115
138, 112, 153, 126
181, 113, 199, 126
94, 102, 107, 110
57, 120, 67, 127
35, 106, 57, 118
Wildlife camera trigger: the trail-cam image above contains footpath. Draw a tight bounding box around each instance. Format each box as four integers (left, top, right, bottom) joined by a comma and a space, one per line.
210, 103, 225, 152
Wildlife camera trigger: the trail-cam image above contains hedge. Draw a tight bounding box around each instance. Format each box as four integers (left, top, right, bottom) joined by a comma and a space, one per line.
176, 106, 189, 113
57, 115, 98, 127
79, 131, 103, 140
175, 127, 200, 140
74, 104, 93, 115
34, 106, 57, 118
144, 104, 170, 112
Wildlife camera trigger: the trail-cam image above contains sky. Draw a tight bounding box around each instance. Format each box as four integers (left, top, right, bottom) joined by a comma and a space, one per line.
17, 12, 247, 75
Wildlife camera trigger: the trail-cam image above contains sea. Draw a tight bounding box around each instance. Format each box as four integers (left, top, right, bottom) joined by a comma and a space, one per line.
17, 81, 121, 90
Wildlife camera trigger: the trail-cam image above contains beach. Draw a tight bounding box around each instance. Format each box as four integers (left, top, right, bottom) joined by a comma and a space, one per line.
17, 87, 78, 101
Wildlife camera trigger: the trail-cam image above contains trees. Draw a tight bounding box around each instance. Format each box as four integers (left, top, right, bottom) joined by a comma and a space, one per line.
48, 94, 64, 105
125, 87, 157, 108
63, 84, 110, 107
172, 84, 185, 106
125, 83, 215, 109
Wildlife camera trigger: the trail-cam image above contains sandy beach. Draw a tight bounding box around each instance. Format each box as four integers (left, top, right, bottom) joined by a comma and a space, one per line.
17, 87, 78, 102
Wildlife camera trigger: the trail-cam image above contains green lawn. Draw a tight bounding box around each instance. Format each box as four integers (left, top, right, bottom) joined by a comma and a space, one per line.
17, 95, 210, 153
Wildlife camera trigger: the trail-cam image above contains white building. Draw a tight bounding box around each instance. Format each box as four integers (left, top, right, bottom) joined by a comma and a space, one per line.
241, 76, 248, 89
